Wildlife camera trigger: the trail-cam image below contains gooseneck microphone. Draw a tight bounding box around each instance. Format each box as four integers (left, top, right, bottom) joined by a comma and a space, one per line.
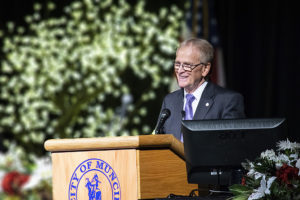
181, 110, 186, 120
155, 109, 171, 134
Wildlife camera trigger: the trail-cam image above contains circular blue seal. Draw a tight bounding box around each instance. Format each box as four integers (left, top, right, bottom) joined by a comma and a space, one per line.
68, 158, 121, 200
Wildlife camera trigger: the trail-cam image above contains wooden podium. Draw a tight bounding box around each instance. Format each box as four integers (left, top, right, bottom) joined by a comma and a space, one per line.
44, 134, 197, 200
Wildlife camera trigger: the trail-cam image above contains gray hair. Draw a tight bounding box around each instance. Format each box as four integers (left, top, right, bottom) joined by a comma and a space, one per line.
177, 38, 214, 64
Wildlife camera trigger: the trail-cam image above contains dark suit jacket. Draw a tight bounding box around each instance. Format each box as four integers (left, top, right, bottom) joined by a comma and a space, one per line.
156, 81, 245, 140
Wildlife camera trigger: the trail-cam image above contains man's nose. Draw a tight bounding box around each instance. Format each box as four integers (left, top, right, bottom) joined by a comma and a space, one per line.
177, 64, 185, 73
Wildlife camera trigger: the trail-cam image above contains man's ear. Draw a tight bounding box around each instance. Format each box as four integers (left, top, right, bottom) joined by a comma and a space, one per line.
202, 63, 211, 76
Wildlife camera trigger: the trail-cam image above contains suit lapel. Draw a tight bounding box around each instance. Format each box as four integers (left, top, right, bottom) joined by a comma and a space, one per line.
173, 89, 184, 139
194, 82, 215, 120
176, 89, 184, 113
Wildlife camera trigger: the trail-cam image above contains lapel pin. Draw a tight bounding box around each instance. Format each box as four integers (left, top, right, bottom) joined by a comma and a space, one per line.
205, 102, 209, 107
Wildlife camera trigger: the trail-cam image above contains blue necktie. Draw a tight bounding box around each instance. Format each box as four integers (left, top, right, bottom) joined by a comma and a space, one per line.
184, 94, 195, 120
181, 94, 195, 142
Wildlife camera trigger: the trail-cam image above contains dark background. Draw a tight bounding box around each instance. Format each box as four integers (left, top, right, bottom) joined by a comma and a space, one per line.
1, 0, 299, 141
216, 0, 300, 141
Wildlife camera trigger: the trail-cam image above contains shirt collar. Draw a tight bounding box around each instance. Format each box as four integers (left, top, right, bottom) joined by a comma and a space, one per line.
184, 81, 208, 100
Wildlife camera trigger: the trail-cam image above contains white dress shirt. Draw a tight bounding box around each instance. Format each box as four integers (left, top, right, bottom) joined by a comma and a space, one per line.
183, 81, 208, 117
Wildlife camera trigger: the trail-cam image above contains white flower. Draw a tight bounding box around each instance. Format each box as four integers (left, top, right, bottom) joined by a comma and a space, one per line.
254, 172, 264, 180
261, 149, 277, 161
248, 176, 266, 200
0, 152, 6, 165
265, 176, 276, 194
296, 159, 300, 176
248, 176, 276, 200
277, 153, 292, 165
290, 153, 299, 161
275, 162, 283, 170
277, 139, 300, 151
0, 170, 5, 193
247, 168, 264, 180
23, 156, 52, 190
247, 163, 266, 180
0, 144, 26, 172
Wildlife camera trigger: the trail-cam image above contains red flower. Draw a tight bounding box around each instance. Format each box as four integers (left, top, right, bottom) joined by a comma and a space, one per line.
241, 176, 246, 186
276, 163, 299, 186
1, 171, 30, 195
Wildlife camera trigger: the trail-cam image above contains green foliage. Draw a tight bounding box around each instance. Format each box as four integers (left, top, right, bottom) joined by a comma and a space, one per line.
228, 184, 252, 200
253, 158, 276, 177
0, 0, 184, 155
269, 180, 295, 200
244, 176, 260, 189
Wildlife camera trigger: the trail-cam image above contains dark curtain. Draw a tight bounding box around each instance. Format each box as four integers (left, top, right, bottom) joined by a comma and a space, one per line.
215, 0, 300, 141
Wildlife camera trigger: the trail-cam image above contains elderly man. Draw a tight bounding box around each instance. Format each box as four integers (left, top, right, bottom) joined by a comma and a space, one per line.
156, 38, 245, 141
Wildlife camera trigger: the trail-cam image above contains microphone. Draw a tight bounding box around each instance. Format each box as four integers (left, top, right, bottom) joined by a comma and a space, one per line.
181, 110, 186, 120
119, 94, 133, 119
155, 109, 171, 134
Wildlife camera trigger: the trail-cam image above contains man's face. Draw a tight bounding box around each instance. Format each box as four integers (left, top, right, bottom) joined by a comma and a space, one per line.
175, 45, 210, 93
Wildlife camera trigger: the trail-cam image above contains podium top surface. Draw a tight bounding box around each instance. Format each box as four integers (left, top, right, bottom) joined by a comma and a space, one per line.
44, 134, 184, 158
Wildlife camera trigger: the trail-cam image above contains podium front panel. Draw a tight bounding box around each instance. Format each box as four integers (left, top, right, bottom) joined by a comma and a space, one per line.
52, 149, 137, 200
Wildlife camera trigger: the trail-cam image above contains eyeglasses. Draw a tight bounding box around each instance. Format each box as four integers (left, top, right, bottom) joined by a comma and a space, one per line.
174, 62, 206, 72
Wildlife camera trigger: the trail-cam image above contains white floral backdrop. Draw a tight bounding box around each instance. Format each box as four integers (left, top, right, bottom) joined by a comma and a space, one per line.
0, 0, 184, 154
0, 0, 185, 198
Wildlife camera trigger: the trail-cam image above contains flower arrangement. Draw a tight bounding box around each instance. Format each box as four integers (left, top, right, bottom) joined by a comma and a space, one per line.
229, 139, 300, 200
0, 145, 52, 200
0, 0, 184, 155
